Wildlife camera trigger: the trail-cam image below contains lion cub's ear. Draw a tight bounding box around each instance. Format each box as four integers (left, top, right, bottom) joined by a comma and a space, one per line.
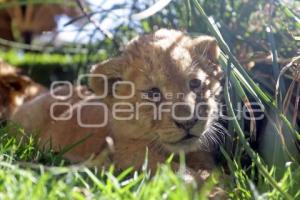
192, 36, 220, 63
89, 57, 124, 96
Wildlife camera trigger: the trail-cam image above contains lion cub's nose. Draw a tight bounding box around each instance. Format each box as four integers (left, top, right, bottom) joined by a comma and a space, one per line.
174, 118, 198, 130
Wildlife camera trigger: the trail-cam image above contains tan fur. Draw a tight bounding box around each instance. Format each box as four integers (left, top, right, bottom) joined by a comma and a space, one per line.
0, 60, 46, 120
11, 29, 223, 174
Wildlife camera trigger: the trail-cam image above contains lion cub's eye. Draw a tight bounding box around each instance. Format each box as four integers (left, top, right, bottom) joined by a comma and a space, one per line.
189, 79, 201, 90
142, 87, 162, 103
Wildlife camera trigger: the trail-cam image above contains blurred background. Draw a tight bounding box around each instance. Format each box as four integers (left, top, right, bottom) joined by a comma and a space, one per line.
0, 0, 298, 86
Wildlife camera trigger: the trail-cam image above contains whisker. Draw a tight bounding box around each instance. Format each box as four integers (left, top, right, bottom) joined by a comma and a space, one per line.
198, 121, 227, 151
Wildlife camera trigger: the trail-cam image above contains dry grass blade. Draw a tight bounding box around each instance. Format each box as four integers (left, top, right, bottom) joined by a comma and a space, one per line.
131, 0, 172, 20
274, 58, 300, 162
276, 56, 300, 108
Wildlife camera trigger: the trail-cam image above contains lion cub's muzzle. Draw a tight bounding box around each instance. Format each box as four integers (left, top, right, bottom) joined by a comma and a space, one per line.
172, 103, 201, 136
174, 118, 198, 131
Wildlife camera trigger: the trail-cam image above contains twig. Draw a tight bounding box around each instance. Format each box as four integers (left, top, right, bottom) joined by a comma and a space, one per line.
75, 0, 113, 39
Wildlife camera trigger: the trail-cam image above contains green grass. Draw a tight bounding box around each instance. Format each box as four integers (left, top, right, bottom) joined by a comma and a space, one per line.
0, 125, 299, 200
0, 125, 209, 200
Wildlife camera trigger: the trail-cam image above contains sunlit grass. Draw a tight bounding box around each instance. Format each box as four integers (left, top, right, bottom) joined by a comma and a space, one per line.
0, 125, 299, 199
0, 127, 204, 200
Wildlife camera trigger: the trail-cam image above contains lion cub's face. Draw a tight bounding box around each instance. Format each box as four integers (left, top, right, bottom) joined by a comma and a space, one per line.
89, 29, 223, 153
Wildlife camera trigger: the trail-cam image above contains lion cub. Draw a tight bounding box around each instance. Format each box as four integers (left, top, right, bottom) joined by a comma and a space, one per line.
11, 29, 224, 173
0, 60, 46, 121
